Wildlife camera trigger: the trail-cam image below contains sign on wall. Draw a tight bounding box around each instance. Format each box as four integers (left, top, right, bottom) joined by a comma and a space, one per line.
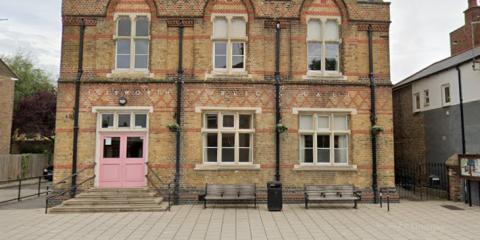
460, 155, 480, 179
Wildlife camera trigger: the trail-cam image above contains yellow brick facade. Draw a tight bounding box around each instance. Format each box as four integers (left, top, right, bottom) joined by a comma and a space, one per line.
55, 0, 394, 201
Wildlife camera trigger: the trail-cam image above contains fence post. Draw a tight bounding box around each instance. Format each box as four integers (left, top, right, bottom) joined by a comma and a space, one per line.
38, 176, 42, 197
17, 179, 22, 201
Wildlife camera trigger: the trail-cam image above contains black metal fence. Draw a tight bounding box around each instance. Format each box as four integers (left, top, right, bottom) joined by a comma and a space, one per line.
395, 162, 449, 200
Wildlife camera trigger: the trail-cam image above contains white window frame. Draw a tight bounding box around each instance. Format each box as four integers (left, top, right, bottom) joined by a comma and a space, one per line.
306, 16, 342, 77
95, 111, 150, 132
423, 89, 430, 107
201, 112, 255, 164
298, 113, 350, 166
441, 84, 451, 106
113, 13, 151, 72
211, 14, 248, 74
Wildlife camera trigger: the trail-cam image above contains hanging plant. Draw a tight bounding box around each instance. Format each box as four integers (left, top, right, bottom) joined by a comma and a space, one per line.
371, 125, 384, 134
276, 123, 288, 133
167, 123, 180, 132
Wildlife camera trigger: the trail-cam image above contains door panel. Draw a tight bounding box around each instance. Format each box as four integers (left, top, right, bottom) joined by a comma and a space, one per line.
99, 133, 146, 188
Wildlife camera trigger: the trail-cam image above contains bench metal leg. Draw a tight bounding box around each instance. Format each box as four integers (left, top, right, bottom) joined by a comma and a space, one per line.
354, 200, 357, 209
305, 198, 309, 209
204, 199, 207, 209
254, 198, 257, 208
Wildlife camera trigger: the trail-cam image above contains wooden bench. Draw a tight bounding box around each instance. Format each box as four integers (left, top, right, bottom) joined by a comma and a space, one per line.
203, 184, 256, 208
304, 185, 361, 209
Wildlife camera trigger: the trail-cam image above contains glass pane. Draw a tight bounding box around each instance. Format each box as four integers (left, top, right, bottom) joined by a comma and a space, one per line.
308, 43, 322, 71
325, 20, 339, 40
127, 137, 143, 158
206, 114, 218, 129
239, 148, 250, 162
317, 135, 330, 148
117, 17, 131, 36
334, 135, 348, 148
335, 149, 348, 163
223, 115, 234, 128
222, 149, 235, 162
445, 86, 451, 102
232, 43, 244, 55
308, 20, 321, 40
300, 115, 313, 130
136, 17, 149, 36
135, 40, 149, 55
118, 114, 131, 128
117, 55, 130, 69
239, 115, 251, 129
135, 55, 148, 69
232, 56, 244, 69
135, 114, 147, 128
102, 114, 114, 128
318, 149, 330, 163
103, 137, 120, 158
117, 39, 131, 54
207, 148, 217, 162
239, 133, 250, 147
302, 149, 313, 163
303, 135, 313, 148
231, 18, 246, 38
334, 116, 348, 131
215, 42, 227, 55
317, 116, 329, 129
215, 56, 227, 69
222, 134, 235, 147
325, 43, 339, 71
213, 18, 228, 39
206, 133, 218, 147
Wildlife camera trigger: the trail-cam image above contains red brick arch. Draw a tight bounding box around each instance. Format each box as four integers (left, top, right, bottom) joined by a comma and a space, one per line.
106, 0, 158, 18
203, 0, 256, 21
299, 0, 349, 23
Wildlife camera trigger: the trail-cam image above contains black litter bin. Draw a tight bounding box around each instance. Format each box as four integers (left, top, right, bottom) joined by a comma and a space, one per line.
267, 181, 282, 211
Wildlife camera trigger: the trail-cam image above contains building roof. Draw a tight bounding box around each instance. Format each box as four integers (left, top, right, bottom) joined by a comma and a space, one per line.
394, 47, 480, 89
0, 58, 18, 80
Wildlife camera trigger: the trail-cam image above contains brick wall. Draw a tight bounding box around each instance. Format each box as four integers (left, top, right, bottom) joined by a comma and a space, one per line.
450, 1, 480, 56
0, 76, 15, 154
55, 0, 394, 201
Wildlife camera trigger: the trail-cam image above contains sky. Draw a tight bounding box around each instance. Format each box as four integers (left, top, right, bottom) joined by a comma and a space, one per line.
0, 0, 469, 83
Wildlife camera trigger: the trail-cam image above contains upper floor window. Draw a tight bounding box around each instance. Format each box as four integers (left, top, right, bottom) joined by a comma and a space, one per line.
212, 16, 247, 73
115, 15, 150, 70
202, 112, 254, 164
99, 112, 148, 130
307, 18, 341, 75
299, 114, 350, 165
423, 90, 430, 107
441, 84, 451, 106
414, 92, 421, 111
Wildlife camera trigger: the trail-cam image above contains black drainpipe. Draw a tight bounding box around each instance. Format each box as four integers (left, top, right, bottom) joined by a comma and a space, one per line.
274, 21, 281, 182
456, 66, 470, 206
174, 20, 184, 204
71, 19, 86, 198
367, 25, 378, 203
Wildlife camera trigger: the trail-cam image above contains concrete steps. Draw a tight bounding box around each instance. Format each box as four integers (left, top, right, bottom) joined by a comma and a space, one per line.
49, 188, 169, 213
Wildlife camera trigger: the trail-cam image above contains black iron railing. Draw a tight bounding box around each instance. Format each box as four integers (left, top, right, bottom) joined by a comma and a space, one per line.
0, 176, 51, 205
395, 162, 448, 200
145, 162, 173, 211
44, 164, 95, 214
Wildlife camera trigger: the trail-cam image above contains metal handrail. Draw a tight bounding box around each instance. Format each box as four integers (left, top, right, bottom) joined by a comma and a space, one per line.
0, 176, 50, 205
50, 164, 93, 188
45, 175, 95, 214
145, 163, 173, 211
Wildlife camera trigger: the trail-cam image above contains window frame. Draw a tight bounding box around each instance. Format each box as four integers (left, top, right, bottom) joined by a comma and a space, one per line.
97, 111, 149, 132
441, 84, 451, 106
414, 92, 421, 111
201, 112, 255, 164
211, 15, 248, 74
306, 16, 342, 76
298, 113, 350, 166
114, 13, 151, 72
423, 89, 430, 107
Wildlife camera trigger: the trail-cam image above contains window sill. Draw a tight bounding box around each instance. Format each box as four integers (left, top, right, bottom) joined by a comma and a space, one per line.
205, 72, 252, 81
293, 164, 357, 172
107, 70, 154, 79
302, 73, 346, 81
194, 164, 261, 171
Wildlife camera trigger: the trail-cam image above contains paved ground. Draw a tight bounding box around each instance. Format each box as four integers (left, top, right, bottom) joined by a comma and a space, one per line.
0, 200, 479, 240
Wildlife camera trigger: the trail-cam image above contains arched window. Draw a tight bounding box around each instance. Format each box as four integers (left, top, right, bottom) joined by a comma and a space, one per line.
307, 18, 340, 74
212, 16, 247, 73
115, 15, 150, 70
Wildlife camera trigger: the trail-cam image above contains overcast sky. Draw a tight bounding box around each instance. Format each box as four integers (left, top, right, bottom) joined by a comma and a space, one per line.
0, 0, 469, 83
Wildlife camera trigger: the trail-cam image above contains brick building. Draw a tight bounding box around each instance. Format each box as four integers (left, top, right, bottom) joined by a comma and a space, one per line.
55, 0, 394, 203
450, 0, 480, 56
0, 59, 17, 154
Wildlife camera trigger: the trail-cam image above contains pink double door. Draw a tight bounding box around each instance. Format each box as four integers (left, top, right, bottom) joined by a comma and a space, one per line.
99, 133, 146, 188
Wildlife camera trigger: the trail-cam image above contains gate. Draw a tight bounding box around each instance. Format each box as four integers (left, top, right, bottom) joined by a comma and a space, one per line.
395, 162, 448, 200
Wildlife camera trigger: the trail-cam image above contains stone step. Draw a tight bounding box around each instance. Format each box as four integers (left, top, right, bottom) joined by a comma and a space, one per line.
49, 203, 169, 213
76, 192, 159, 198
85, 188, 151, 193
63, 197, 164, 206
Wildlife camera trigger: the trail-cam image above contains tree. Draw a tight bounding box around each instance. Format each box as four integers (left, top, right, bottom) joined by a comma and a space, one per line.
13, 90, 56, 140
2, 53, 55, 104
